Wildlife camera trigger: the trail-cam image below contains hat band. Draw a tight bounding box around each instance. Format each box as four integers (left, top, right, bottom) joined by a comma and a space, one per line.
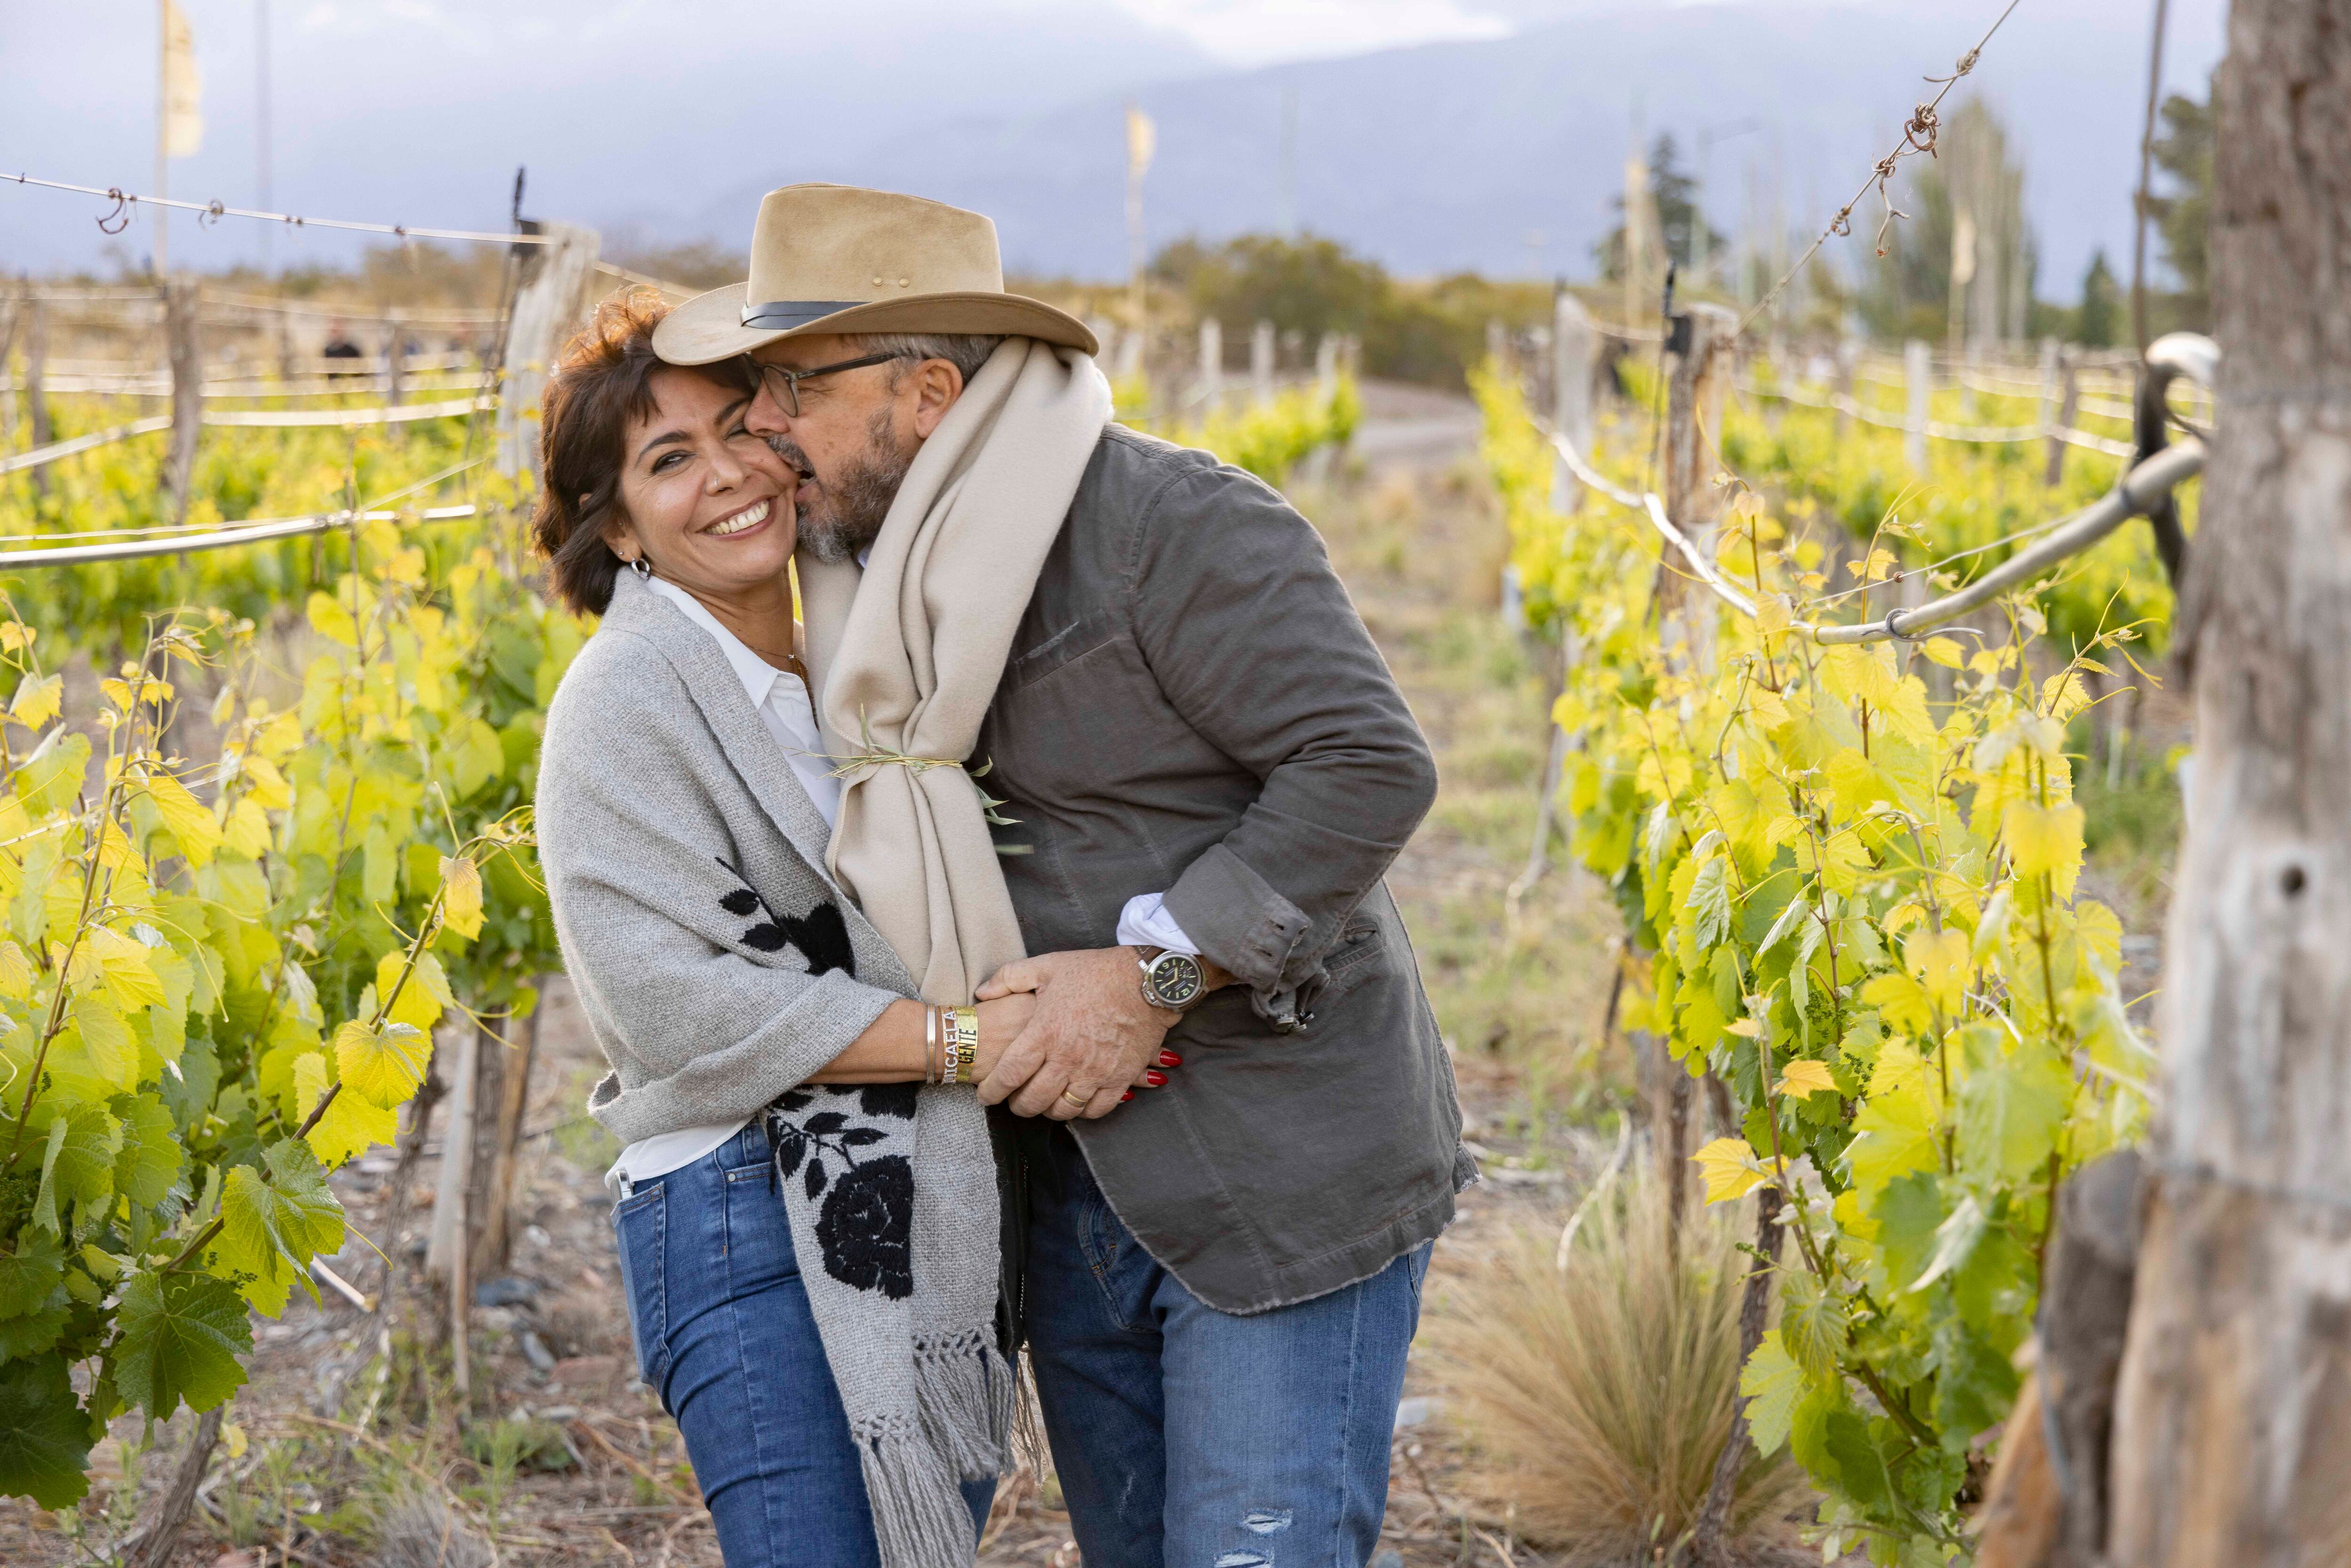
739, 299, 865, 331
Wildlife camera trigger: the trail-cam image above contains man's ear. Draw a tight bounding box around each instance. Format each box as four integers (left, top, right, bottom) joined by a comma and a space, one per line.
909, 360, 966, 441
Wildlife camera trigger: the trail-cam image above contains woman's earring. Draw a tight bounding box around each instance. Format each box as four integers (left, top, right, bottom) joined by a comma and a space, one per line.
630, 556, 651, 579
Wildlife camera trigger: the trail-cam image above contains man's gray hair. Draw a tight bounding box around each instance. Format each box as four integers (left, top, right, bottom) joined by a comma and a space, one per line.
852, 332, 1004, 388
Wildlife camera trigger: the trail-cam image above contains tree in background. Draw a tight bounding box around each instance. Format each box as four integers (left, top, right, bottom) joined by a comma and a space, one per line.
1594, 134, 1723, 280
2078, 249, 2122, 346
2146, 85, 2214, 331
1150, 231, 1548, 387
1860, 98, 2037, 345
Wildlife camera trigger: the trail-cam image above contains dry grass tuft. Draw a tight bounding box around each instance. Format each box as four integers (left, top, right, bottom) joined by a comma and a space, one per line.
368, 1486, 495, 1568
1422, 1160, 1810, 1564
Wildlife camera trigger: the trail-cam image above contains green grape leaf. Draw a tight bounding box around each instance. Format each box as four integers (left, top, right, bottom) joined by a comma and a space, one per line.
110, 1270, 253, 1420
87, 924, 169, 1011
1686, 854, 1732, 951
1930, 1317, 2018, 1448
1870, 1172, 1946, 1296
1905, 1192, 1988, 1296
1821, 1410, 1893, 1508
335, 1018, 431, 1110
113, 1094, 186, 1208
1778, 1267, 1849, 1378
1958, 1038, 2072, 1186
214, 1165, 289, 1292
0, 1233, 68, 1318
0, 1295, 70, 1360
0, 1352, 94, 1508
262, 1138, 347, 1261
1738, 1330, 1809, 1456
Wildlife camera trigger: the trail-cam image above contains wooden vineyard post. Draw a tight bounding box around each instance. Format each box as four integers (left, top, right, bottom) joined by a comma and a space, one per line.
1834, 337, 1857, 440
469, 1007, 536, 1283
1903, 337, 1931, 474
382, 313, 406, 407
2106, 2, 2351, 1561
2047, 348, 2081, 489
161, 277, 202, 526
1196, 317, 1222, 413
496, 221, 600, 480
1551, 290, 1595, 514
1251, 319, 1275, 408
24, 292, 50, 500
425, 1017, 480, 1379
1649, 300, 1735, 1252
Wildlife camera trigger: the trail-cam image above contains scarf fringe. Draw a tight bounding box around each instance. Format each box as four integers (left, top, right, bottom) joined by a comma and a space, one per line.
913, 1330, 1016, 1480
857, 1419, 984, 1568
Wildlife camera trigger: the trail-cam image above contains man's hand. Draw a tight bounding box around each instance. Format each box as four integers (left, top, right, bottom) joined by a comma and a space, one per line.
975, 947, 1174, 1120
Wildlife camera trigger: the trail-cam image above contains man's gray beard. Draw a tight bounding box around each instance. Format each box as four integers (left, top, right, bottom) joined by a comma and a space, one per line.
771, 412, 913, 565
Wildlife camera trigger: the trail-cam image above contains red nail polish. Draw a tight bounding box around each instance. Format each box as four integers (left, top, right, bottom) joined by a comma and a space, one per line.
1121, 1090, 1135, 1102
1144, 1070, 1168, 1087
1158, 1050, 1183, 1067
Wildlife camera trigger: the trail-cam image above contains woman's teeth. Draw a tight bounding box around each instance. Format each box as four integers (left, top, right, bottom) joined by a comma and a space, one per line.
706, 499, 770, 537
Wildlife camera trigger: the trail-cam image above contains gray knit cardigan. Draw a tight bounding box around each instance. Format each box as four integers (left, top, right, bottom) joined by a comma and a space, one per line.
535, 571, 1008, 1566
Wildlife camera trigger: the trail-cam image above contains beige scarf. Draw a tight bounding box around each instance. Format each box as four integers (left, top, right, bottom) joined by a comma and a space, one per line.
798, 338, 1113, 1003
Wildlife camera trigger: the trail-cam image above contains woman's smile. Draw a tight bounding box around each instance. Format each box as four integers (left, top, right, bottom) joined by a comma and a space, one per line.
703, 493, 781, 538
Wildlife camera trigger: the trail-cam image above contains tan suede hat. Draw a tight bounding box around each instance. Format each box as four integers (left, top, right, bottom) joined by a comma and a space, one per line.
652, 184, 1097, 365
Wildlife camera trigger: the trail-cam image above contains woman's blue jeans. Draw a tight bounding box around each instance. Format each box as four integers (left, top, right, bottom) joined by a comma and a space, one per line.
611, 1121, 994, 1568
1022, 1126, 1430, 1568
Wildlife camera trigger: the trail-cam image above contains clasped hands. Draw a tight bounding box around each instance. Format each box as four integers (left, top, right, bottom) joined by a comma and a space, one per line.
972, 947, 1199, 1121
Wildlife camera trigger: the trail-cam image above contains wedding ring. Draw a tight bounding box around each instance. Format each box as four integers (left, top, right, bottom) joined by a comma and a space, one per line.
1059, 1087, 1091, 1109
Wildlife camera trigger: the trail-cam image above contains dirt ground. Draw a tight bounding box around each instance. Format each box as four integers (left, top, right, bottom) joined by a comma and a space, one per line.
0, 384, 1638, 1568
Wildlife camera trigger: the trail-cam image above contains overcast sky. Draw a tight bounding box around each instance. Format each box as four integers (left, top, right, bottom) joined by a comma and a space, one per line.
0, 0, 2224, 283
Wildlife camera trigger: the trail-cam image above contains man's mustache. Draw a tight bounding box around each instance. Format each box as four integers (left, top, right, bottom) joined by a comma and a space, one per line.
765, 435, 817, 481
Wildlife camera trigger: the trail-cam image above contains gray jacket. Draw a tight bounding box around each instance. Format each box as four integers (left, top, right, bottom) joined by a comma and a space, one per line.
978, 425, 1476, 1314
536, 573, 914, 1144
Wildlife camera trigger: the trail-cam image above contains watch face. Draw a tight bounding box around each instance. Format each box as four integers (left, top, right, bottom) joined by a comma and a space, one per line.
1146, 951, 1205, 1009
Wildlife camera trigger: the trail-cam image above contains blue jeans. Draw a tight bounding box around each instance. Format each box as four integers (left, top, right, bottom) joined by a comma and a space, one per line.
611, 1121, 994, 1568
1023, 1127, 1429, 1568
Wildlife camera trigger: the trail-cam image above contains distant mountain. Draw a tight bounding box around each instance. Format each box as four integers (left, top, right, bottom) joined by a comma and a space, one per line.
688, 0, 2221, 293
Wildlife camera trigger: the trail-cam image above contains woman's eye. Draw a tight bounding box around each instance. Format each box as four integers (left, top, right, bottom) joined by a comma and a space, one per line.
652, 451, 686, 473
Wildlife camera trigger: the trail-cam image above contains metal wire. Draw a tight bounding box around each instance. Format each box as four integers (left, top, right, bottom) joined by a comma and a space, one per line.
2, 169, 557, 246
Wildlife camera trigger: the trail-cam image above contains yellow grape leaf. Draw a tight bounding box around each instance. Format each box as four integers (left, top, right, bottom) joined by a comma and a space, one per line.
2041, 670, 2094, 722
374, 949, 448, 1034
99, 675, 173, 710
1869, 1037, 1936, 1103
1919, 637, 1965, 669
254, 710, 303, 762
307, 1085, 398, 1169
1692, 1137, 1771, 1204
438, 856, 484, 942
334, 1018, 431, 1110
221, 797, 271, 859
292, 1051, 330, 1124
70, 994, 137, 1089
1776, 1059, 1839, 1099
86, 926, 168, 1011
93, 819, 143, 874
145, 772, 220, 868
9, 670, 61, 729
1905, 926, 1972, 1016
221, 1422, 248, 1461
0, 939, 29, 999
1823, 748, 1888, 818
306, 591, 361, 648
1822, 644, 1901, 708
240, 755, 292, 811
1755, 593, 1791, 635
2004, 800, 2085, 900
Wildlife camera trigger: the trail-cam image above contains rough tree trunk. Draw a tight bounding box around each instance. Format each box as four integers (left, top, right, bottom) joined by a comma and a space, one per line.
2107, 3, 2351, 1562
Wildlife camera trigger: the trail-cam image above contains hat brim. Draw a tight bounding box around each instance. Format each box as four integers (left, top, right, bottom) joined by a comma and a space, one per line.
651, 282, 1099, 365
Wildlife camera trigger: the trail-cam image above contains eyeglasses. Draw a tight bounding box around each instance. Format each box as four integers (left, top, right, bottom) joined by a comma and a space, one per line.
740, 350, 906, 418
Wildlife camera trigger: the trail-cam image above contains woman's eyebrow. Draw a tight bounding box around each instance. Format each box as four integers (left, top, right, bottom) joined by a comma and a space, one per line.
634, 428, 691, 465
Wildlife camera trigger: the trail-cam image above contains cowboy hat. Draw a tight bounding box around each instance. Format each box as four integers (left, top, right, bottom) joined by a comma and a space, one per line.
652, 184, 1097, 365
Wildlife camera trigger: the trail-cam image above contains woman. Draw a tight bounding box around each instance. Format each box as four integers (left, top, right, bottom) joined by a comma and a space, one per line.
530, 293, 1041, 1568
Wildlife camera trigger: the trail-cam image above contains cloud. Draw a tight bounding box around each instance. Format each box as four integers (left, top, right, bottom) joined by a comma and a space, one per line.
1109, 0, 1512, 66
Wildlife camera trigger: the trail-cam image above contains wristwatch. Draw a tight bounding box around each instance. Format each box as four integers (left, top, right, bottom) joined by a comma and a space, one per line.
1136, 946, 1208, 1013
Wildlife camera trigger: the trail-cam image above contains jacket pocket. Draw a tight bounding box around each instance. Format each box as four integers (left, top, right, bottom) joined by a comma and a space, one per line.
1003, 610, 1122, 691
611, 1183, 670, 1392
1296, 918, 1389, 1026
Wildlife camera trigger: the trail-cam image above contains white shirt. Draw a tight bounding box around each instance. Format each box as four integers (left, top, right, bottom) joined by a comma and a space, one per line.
607, 570, 1199, 1193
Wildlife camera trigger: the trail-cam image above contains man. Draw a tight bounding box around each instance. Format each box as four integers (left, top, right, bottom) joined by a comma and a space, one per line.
654, 183, 1473, 1568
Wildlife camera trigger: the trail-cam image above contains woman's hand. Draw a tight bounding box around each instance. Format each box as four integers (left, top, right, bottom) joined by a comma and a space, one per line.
970, 993, 1036, 1082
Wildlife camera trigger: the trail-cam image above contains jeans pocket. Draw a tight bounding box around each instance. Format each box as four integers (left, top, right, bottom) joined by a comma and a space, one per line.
611, 1184, 670, 1391
722, 1162, 801, 1295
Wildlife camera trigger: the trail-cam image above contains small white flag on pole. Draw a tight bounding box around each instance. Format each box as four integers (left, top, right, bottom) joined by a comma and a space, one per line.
1126, 104, 1155, 180
163, 0, 203, 158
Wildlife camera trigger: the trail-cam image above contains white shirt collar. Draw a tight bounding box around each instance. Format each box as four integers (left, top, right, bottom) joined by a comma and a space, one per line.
641, 574, 801, 709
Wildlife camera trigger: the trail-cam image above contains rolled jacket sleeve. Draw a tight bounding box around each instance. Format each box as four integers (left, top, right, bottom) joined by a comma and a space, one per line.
1130, 463, 1439, 1019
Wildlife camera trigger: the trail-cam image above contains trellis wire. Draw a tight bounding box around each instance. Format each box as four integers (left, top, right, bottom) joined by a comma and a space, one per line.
0, 396, 493, 476
2, 170, 558, 246
1738, 378, 2138, 458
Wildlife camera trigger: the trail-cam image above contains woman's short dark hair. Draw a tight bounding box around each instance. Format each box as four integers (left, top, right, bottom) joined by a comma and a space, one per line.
531, 290, 751, 615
